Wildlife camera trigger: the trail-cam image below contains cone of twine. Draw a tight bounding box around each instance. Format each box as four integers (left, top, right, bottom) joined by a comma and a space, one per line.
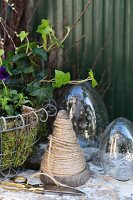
40, 110, 90, 187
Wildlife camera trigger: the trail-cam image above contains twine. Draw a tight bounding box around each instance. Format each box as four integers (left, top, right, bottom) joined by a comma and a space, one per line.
41, 110, 86, 178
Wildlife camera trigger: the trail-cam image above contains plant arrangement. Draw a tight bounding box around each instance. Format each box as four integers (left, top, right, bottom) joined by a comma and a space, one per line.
0, 15, 97, 172
0, 65, 37, 171
0, 19, 97, 106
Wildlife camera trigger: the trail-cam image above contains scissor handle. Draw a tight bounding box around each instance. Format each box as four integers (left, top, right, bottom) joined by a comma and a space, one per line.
10, 176, 27, 184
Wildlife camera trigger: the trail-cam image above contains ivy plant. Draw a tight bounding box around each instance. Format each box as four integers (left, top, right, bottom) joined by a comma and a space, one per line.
0, 18, 97, 111
41, 69, 98, 88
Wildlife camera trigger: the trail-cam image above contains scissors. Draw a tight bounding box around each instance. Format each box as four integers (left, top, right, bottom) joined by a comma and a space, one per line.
0, 175, 85, 196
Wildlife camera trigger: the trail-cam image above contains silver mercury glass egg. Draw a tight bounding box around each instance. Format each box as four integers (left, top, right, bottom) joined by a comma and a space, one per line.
58, 82, 109, 147
100, 117, 133, 181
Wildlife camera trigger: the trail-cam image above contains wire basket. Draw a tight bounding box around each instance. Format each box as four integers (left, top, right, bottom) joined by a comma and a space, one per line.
0, 101, 57, 177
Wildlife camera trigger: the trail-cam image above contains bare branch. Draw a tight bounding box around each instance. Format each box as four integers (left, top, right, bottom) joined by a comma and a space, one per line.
98, 59, 112, 97
70, 0, 93, 31
92, 38, 112, 69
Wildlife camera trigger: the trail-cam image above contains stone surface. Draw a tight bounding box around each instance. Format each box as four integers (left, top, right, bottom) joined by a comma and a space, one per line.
83, 147, 99, 162
0, 159, 133, 200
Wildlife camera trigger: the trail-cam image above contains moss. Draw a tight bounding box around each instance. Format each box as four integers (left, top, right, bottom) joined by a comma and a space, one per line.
37, 121, 48, 142
0, 119, 38, 171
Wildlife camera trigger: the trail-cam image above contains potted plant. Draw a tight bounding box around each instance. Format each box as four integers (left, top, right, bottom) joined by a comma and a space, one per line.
0, 65, 39, 172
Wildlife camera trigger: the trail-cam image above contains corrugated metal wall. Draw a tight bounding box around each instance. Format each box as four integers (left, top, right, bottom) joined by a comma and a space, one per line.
32, 0, 133, 121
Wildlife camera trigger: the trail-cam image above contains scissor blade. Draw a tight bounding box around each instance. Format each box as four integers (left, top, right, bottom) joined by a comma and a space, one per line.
42, 185, 85, 196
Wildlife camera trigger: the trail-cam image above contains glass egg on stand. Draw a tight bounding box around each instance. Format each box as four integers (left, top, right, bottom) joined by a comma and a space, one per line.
100, 117, 133, 181
58, 82, 109, 148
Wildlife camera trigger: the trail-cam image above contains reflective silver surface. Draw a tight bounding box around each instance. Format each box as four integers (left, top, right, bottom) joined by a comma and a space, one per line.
100, 117, 133, 181
58, 82, 109, 147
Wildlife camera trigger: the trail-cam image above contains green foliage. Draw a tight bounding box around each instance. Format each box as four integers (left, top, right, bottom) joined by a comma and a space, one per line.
46, 69, 98, 89
52, 70, 71, 88
32, 48, 47, 61
37, 19, 63, 51
1, 18, 97, 116
89, 70, 98, 87
17, 31, 29, 42
0, 86, 32, 116
0, 49, 4, 65
27, 81, 54, 104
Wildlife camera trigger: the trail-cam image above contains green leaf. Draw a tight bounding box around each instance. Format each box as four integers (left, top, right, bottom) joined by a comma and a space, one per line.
88, 69, 98, 87
92, 79, 98, 87
30, 86, 54, 102
0, 49, 4, 65
32, 48, 47, 61
23, 66, 34, 74
36, 19, 53, 35
27, 81, 41, 93
0, 49, 4, 56
0, 57, 2, 66
18, 31, 29, 42
89, 70, 94, 79
52, 70, 64, 88
5, 105, 14, 116
13, 52, 27, 62
62, 72, 70, 85
52, 70, 71, 88
35, 71, 47, 80
10, 90, 18, 95
16, 42, 37, 52
36, 19, 55, 51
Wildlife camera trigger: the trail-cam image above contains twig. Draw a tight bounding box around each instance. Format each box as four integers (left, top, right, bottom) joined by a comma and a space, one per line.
0, 17, 16, 49
70, 0, 93, 31
98, 60, 112, 97
92, 38, 112, 69
64, 34, 86, 56
3, 0, 17, 13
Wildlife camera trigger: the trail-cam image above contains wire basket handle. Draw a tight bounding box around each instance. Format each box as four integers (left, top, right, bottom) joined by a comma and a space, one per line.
0, 100, 57, 133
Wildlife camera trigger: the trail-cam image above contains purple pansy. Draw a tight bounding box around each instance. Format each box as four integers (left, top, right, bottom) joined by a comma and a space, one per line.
0, 66, 10, 81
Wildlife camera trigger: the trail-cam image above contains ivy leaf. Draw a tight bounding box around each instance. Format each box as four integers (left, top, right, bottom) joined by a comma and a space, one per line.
88, 69, 98, 87
89, 69, 94, 79
52, 70, 64, 88
37, 19, 54, 35
36, 19, 54, 50
0, 49, 4, 65
13, 52, 27, 62
30, 86, 54, 102
32, 48, 47, 61
18, 31, 29, 42
0, 49, 4, 57
27, 81, 54, 101
17, 42, 37, 52
52, 70, 71, 88
92, 79, 98, 87
23, 66, 34, 74
27, 81, 41, 93
62, 72, 70, 85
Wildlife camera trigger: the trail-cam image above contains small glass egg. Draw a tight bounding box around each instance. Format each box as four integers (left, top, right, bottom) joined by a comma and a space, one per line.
58, 82, 109, 147
100, 117, 133, 181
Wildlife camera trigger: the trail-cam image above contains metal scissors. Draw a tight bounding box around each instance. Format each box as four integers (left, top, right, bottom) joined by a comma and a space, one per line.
0, 175, 85, 196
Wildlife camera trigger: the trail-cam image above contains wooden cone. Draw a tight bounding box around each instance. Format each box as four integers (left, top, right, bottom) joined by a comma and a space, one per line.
40, 110, 90, 187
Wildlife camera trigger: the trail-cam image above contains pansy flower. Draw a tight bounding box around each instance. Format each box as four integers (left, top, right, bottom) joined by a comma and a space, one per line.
0, 66, 10, 81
